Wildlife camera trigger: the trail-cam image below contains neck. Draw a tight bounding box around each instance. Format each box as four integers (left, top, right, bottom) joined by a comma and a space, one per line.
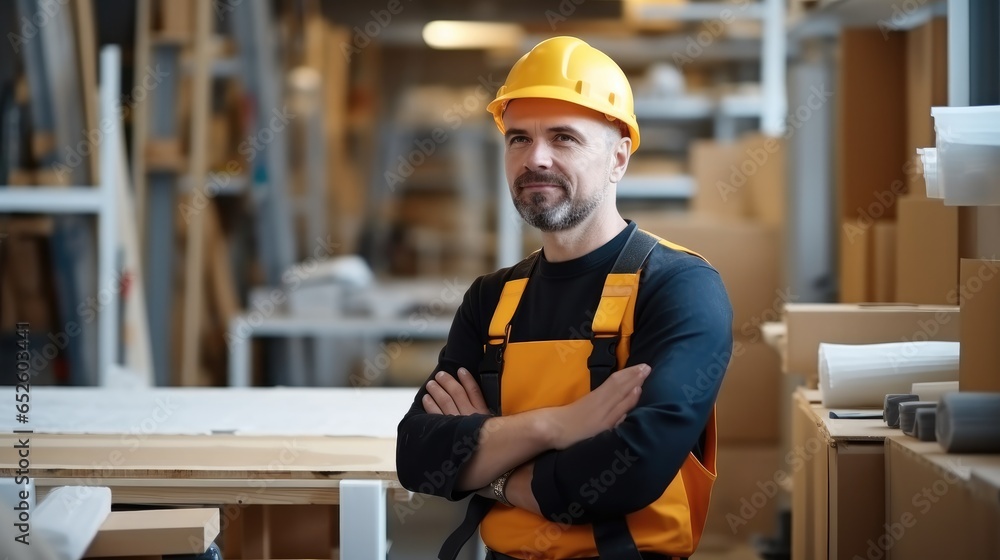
540, 207, 628, 263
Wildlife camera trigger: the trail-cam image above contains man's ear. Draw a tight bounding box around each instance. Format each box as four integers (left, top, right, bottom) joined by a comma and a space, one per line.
609, 136, 631, 183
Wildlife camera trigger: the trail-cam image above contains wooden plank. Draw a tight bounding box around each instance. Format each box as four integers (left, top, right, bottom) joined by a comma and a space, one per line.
157, 0, 193, 38
0, 434, 397, 479
74, 0, 100, 184
204, 202, 239, 350
133, 0, 153, 256
322, 22, 364, 252
179, 0, 213, 386
84, 508, 219, 558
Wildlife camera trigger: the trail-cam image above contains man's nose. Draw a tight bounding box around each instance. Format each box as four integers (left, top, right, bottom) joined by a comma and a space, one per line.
523, 140, 553, 170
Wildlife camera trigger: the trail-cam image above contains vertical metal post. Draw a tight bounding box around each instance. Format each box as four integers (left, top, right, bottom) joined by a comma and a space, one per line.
948, 0, 971, 107
760, 0, 787, 136
97, 46, 120, 386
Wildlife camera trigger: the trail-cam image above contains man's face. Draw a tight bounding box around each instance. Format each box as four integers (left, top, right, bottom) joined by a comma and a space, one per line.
501, 98, 627, 232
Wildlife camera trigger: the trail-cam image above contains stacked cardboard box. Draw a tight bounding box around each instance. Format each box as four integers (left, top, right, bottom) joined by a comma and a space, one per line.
629, 132, 789, 543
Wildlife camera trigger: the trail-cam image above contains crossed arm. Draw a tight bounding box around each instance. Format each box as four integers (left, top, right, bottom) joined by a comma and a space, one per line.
420, 363, 651, 515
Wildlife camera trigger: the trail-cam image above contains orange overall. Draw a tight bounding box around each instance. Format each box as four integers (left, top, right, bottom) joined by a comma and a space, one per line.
474, 230, 718, 559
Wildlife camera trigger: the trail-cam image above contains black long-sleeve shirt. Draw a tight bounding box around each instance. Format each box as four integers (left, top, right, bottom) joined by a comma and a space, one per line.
396, 221, 734, 524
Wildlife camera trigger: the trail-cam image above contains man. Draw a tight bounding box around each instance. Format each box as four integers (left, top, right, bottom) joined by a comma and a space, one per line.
396, 36, 733, 560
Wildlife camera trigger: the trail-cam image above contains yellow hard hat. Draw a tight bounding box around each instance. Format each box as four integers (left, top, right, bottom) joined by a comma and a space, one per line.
487, 36, 640, 153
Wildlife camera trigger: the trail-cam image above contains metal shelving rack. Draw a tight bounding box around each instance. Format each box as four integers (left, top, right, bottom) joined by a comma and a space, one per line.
0, 46, 122, 386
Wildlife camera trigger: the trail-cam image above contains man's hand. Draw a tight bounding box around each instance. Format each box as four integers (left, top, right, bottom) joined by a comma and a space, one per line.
422, 368, 490, 416
540, 363, 650, 450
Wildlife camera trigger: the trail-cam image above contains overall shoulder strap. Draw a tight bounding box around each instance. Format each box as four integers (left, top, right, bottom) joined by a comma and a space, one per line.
439, 252, 538, 560
588, 228, 658, 389
589, 228, 658, 560
480, 251, 537, 415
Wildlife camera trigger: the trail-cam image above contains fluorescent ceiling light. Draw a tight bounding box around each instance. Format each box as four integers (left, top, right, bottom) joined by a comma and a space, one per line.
422, 20, 523, 49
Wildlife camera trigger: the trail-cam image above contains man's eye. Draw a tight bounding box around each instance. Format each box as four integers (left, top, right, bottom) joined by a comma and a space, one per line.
508, 136, 529, 145
554, 134, 575, 142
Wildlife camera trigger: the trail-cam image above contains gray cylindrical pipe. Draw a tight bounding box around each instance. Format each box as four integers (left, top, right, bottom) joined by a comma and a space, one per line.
937, 392, 1000, 453
885, 394, 919, 428
899, 401, 937, 436
915, 408, 938, 442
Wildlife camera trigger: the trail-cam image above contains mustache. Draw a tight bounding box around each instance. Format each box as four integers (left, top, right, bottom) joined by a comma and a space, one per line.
514, 170, 569, 191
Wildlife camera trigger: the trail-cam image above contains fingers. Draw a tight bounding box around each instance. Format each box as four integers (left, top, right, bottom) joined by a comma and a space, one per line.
458, 368, 490, 414
422, 393, 444, 415
425, 375, 460, 415
434, 371, 476, 414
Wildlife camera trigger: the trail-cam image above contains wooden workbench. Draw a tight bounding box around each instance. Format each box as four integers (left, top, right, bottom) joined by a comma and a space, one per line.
0, 387, 417, 559
791, 388, 898, 560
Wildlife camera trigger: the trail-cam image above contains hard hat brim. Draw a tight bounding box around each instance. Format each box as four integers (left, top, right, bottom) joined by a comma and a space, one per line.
488, 85, 641, 154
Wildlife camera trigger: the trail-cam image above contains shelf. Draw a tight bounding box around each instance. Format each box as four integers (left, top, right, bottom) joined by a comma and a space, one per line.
616, 174, 695, 199
719, 94, 763, 118
788, 0, 946, 37
635, 2, 766, 21
0, 187, 105, 214
635, 94, 762, 121
635, 96, 715, 121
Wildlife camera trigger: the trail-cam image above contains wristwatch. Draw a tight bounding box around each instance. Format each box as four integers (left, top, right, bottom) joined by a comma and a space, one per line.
491, 468, 516, 507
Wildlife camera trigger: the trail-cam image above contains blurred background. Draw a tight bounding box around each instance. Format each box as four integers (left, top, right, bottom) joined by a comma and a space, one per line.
0, 0, 997, 558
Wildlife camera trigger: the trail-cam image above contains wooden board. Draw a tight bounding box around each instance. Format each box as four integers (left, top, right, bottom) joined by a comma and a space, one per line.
85, 508, 219, 557
179, 0, 213, 387
0, 433, 397, 481
74, 0, 100, 184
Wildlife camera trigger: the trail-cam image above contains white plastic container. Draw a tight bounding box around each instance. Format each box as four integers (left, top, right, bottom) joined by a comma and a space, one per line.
931, 106, 1000, 205
916, 147, 940, 198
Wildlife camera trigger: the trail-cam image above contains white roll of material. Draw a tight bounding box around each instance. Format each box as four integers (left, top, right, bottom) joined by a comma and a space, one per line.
911, 381, 959, 402
937, 392, 1000, 453
818, 341, 960, 408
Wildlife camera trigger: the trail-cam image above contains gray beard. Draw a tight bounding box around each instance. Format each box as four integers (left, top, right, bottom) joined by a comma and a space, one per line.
514, 187, 603, 232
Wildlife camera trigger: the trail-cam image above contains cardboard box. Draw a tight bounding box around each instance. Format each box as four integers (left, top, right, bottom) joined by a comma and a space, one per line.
717, 338, 783, 444
629, 213, 782, 336
741, 133, 786, 230
839, 218, 873, 303
885, 436, 1000, 560
837, 29, 908, 220
689, 134, 786, 230
874, 221, 897, 302
791, 389, 893, 560
958, 259, 1000, 392
896, 197, 959, 304
690, 140, 752, 222
783, 303, 960, 382
705, 444, 782, 539
960, 206, 1000, 261
905, 18, 948, 192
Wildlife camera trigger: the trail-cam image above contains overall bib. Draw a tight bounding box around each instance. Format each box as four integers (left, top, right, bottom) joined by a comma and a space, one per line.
441, 229, 718, 560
